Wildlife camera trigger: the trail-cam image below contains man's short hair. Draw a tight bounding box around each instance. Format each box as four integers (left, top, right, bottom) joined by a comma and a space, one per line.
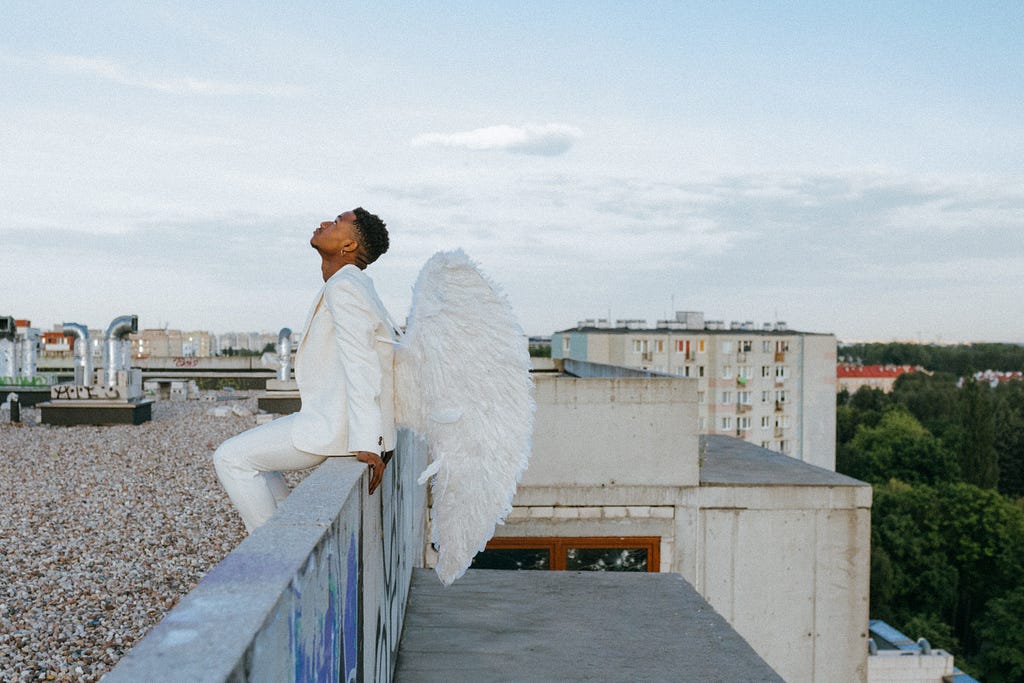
352, 207, 389, 264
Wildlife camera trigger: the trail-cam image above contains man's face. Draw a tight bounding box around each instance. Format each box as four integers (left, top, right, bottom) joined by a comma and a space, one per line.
311, 210, 360, 255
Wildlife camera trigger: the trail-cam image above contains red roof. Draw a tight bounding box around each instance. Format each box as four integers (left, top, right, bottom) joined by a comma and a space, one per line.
837, 364, 919, 379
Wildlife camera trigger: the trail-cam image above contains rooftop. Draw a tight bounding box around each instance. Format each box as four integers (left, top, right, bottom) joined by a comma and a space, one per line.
395, 568, 783, 682
701, 435, 867, 487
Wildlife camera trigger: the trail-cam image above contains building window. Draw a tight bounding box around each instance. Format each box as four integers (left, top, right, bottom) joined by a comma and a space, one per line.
698, 416, 706, 430
720, 416, 733, 430
761, 365, 771, 377
775, 365, 788, 379
655, 340, 664, 353
684, 365, 692, 377
737, 416, 751, 430
737, 390, 751, 405
775, 340, 790, 353
472, 537, 661, 572
720, 391, 732, 404
721, 365, 733, 379
760, 440, 771, 448
632, 339, 648, 353
775, 415, 791, 429
761, 416, 771, 429
762, 340, 772, 353
698, 366, 705, 378
779, 440, 789, 453
739, 366, 753, 381
721, 341, 733, 354
697, 391, 705, 404
761, 390, 771, 403
562, 336, 570, 352
675, 340, 688, 353
775, 390, 788, 403
697, 340, 706, 353
739, 340, 752, 353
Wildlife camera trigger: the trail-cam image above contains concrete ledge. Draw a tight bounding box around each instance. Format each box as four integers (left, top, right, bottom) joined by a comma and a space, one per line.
256, 392, 301, 415
38, 399, 154, 425
105, 458, 366, 682
395, 568, 783, 682
0, 387, 51, 407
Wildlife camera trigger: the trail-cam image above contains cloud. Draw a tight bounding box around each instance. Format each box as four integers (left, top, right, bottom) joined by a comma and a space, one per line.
20, 53, 305, 97
411, 124, 583, 156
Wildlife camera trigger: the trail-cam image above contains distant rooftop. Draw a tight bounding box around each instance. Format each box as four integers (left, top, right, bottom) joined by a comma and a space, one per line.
557, 311, 829, 336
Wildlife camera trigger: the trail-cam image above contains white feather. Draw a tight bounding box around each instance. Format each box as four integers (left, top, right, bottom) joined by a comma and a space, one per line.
394, 249, 535, 585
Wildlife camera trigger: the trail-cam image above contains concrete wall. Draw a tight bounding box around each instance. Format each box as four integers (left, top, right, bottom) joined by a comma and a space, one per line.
107, 428, 427, 683
675, 483, 871, 683
799, 334, 837, 470
523, 373, 699, 493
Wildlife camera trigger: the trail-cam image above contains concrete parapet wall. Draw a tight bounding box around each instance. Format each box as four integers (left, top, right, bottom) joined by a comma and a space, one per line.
523, 373, 699, 492
107, 428, 427, 682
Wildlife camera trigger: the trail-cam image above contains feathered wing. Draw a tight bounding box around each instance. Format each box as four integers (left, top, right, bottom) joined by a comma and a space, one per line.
394, 249, 535, 586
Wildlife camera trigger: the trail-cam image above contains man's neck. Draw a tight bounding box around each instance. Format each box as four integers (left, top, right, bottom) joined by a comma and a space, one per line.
320, 254, 363, 282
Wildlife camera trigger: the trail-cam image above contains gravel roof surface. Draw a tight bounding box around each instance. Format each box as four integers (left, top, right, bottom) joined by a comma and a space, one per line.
0, 395, 308, 681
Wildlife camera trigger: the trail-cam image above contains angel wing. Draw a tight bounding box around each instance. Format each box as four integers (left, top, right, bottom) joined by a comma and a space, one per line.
394, 249, 535, 586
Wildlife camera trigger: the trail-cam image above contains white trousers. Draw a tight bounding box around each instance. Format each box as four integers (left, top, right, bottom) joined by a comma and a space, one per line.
213, 414, 326, 533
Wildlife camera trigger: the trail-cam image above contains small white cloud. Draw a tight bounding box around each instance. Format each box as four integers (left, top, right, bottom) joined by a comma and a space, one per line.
412, 124, 583, 156
31, 53, 305, 97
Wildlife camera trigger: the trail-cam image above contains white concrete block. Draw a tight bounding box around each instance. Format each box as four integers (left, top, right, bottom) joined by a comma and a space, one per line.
578, 507, 602, 519
552, 507, 578, 519
529, 506, 555, 519
650, 507, 674, 519
627, 506, 651, 518
603, 506, 627, 518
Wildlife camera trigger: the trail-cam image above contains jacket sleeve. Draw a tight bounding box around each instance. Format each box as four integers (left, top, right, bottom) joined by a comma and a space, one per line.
324, 275, 383, 454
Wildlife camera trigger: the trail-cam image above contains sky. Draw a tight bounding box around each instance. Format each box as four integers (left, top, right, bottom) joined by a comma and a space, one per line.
2, 2, 1023, 343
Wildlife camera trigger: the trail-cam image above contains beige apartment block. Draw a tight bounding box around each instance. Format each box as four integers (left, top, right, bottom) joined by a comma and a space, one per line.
470, 371, 870, 682
132, 329, 215, 358
552, 312, 837, 470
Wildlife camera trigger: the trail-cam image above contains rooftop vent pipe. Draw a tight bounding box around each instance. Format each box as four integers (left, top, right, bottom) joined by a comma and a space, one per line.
277, 327, 292, 381
104, 315, 137, 387
63, 323, 92, 385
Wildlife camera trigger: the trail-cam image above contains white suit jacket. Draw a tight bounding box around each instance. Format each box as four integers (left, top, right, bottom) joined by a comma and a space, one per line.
290, 265, 397, 456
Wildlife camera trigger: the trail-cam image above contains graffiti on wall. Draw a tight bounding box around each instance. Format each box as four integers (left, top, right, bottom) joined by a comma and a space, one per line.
373, 429, 427, 679
51, 384, 122, 400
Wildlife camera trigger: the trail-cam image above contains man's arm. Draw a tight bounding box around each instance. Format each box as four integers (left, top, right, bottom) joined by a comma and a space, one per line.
324, 275, 386, 493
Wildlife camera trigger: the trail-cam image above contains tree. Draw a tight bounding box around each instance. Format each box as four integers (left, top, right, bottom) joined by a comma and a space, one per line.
975, 585, 1024, 683
844, 408, 959, 486
955, 380, 1000, 490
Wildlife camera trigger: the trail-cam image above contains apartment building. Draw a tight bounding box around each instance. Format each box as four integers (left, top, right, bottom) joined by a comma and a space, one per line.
132, 329, 215, 358
552, 311, 837, 470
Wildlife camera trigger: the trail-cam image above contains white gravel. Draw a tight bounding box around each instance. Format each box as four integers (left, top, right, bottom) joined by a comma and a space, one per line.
0, 395, 307, 681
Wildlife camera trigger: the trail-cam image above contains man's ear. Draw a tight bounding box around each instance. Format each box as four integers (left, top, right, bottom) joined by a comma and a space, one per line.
341, 238, 359, 255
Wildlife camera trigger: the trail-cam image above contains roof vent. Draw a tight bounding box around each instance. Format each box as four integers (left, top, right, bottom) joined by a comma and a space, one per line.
917, 638, 931, 655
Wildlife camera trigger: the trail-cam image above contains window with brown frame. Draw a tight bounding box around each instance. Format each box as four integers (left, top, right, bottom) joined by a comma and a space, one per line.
470, 536, 660, 572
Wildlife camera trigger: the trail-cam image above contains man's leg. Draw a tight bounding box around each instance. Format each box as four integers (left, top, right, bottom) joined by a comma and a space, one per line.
213, 414, 325, 532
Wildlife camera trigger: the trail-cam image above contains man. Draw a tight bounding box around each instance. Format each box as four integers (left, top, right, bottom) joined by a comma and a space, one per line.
214, 207, 395, 532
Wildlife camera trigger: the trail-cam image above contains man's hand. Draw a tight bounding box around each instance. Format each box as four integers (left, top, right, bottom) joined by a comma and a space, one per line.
355, 450, 385, 494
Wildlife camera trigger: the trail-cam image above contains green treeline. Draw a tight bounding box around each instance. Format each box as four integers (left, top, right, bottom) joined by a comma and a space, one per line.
836, 371, 1024, 681
840, 341, 1024, 375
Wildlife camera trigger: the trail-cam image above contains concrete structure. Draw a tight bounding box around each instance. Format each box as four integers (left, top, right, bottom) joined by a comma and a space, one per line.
108, 359, 869, 681
395, 569, 782, 682
38, 315, 155, 425
867, 620, 978, 682
484, 367, 871, 682
838, 363, 924, 394
107, 428, 428, 682
108, 427, 782, 683
552, 311, 837, 470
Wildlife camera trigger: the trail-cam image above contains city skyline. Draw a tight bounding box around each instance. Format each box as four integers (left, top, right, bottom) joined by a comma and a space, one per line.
3, 3, 1023, 342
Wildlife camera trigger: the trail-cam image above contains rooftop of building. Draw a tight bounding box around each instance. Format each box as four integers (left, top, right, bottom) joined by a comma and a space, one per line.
837, 363, 923, 378
556, 323, 832, 336
395, 568, 784, 682
700, 435, 866, 487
